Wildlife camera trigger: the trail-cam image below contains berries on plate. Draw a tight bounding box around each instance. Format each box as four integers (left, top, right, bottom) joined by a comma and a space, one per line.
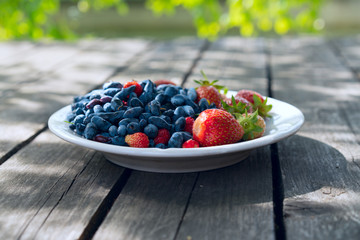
192, 109, 244, 147
125, 132, 149, 148
236, 110, 266, 140
236, 89, 272, 117
194, 71, 226, 108
182, 139, 200, 148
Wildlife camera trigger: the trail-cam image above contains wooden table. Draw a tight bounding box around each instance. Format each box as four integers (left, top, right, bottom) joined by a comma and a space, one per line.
1, 36, 360, 240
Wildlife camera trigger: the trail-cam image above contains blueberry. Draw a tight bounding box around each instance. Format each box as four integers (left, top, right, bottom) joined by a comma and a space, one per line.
163, 109, 174, 118
174, 117, 186, 132
69, 124, 76, 130
129, 97, 144, 108
103, 102, 113, 112
148, 116, 172, 130
84, 122, 97, 140
114, 85, 136, 100
74, 114, 85, 124
127, 122, 140, 134
164, 85, 178, 98
93, 105, 104, 113
179, 89, 187, 96
103, 81, 123, 90
180, 131, 192, 141
91, 116, 111, 132
66, 112, 76, 122
104, 88, 120, 97
123, 106, 143, 119
183, 105, 195, 117
75, 107, 84, 115
139, 119, 147, 129
185, 98, 200, 113
199, 98, 210, 111
111, 136, 127, 146
160, 115, 171, 123
75, 123, 86, 135
149, 100, 161, 116
144, 124, 158, 139
111, 97, 124, 111
108, 125, 118, 137
149, 139, 155, 148
139, 113, 152, 121
155, 143, 166, 149
171, 94, 187, 106
143, 79, 155, 93
187, 87, 197, 101
139, 91, 153, 105
173, 106, 186, 121
168, 132, 184, 148
117, 125, 127, 137
155, 93, 166, 104
90, 93, 102, 100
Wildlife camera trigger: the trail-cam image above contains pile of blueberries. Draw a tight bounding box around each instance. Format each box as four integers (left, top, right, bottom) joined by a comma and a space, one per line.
66, 79, 216, 148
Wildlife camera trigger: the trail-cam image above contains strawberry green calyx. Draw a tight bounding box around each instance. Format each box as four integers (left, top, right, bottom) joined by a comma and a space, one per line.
221, 96, 251, 115
194, 70, 228, 94
235, 110, 264, 141
253, 95, 272, 118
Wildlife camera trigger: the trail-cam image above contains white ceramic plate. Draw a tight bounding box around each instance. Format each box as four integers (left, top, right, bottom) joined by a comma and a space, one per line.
48, 92, 304, 173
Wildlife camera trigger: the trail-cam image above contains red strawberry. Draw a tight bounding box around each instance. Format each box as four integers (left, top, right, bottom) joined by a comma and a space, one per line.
194, 71, 226, 108
184, 117, 194, 134
154, 79, 177, 86
236, 89, 272, 117
123, 80, 143, 97
125, 132, 149, 148
192, 109, 244, 147
182, 139, 200, 148
154, 129, 171, 145
236, 110, 266, 140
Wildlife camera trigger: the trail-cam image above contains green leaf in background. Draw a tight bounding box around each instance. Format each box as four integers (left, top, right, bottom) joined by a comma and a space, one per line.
0, 0, 324, 41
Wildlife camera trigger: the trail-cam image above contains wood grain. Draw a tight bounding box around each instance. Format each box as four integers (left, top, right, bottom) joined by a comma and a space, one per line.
270, 37, 360, 239
0, 39, 149, 160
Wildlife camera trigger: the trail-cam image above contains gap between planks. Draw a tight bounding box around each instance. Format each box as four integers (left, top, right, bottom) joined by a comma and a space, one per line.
265, 40, 287, 240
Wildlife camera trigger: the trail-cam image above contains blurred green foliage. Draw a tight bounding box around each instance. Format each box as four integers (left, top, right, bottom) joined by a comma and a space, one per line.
0, 0, 323, 40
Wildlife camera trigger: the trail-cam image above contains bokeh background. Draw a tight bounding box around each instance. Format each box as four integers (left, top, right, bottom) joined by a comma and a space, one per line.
1, 0, 359, 41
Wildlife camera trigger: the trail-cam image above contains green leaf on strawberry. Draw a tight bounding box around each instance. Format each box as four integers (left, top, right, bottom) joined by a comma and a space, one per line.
194, 70, 228, 93
235, 110, 265, 141
221, 96, 250, 115
252, 95, 272, 118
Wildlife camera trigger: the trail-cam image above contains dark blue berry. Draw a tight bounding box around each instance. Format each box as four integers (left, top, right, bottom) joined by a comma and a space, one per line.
174, 117, 186, 132
123, 106, 143, 119
84, 122, 97, 140
164, 85, 178, 98
129, 97, 144, 108
111, 98, 124, 111
104, 88, 120, 97
144, 124, 158, 139
168, 132, 184, 148
117, 125, 127, 137
149, 100, 161, 116
114, 85, 136, 100
187, 87, 197, 101
111, 136, 127, 146
103, 81, 122, 90
108, 125, 118, 137
127, 122, 140, 134
171, 94, 187, 106
93, 105, 104, 113
91, 116, 111, 132
148, 116, 171, 130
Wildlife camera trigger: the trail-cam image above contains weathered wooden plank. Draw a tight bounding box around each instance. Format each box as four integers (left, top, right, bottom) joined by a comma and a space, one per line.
179, 37, 274, 239
93, 171, 198, 240
0, 39, 149, 160
183, 37, 268, 95
0, 130, 125, 240
176, 147, 274, 240
109, 37, 205, 85
270, 37, 360, 239
0, 41, 34, 61
331, 36, 360, 79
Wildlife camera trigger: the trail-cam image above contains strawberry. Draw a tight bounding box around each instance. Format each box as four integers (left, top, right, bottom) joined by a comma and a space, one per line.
192, 109, 244, 147
222, 95, 253, 115
194, 71, 226, 108
182, 139, 200, 148
184, 117, 194, 134
125, 132, 149, 148
123, 80, 143, 97
236, 89, 272, 117
154, 79, 177, 86
154, 129, 171, 145
235, 110, 266, 141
